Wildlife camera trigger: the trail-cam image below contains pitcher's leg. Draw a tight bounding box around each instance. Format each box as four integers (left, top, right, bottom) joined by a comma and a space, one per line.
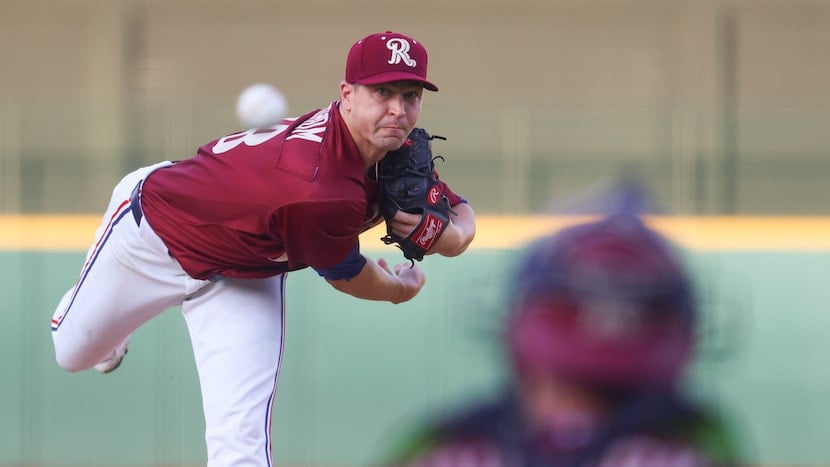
182, 275, 287, 467
51, 162, 185, 372
50, 212, 184, 371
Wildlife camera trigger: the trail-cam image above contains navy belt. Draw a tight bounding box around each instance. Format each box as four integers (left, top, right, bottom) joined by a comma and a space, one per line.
130, 181, 143, 226
128, 180, 176, 260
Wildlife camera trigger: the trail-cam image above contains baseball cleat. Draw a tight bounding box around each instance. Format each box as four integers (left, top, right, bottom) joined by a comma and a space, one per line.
94, 337, 130, 374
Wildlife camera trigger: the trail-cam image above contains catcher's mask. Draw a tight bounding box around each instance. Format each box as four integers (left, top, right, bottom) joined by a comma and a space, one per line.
504, 213, 696, 390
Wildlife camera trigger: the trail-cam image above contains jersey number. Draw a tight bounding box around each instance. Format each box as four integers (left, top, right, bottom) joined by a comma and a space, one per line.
211, 124, 289, 154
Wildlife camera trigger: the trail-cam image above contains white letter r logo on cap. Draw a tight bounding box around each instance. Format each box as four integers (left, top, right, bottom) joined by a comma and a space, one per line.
386, 38, 417, 67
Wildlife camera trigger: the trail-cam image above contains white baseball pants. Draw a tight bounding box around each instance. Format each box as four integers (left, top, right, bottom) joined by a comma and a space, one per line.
50, 162, 286, 466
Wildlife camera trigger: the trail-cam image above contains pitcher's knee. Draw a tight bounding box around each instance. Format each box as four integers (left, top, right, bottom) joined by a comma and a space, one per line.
55, 350, 91, 372
53, 340, 94, 372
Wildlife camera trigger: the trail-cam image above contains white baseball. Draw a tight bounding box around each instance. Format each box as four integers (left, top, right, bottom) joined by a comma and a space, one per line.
235, 83, 288, 129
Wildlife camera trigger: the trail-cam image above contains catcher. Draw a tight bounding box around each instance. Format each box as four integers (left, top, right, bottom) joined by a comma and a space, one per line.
384, 189, 744, 466
373, 127, 466, 264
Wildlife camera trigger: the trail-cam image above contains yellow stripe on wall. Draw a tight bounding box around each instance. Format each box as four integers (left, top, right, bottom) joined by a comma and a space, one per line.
470, 215, 830, 251
2, 215, 830, 251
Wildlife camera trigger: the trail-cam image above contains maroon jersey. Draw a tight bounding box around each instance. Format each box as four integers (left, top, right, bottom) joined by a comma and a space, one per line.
140, 101, 463, 280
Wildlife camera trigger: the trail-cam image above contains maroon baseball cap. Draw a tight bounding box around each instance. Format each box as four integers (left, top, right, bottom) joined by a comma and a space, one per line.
345, 31, 438, 92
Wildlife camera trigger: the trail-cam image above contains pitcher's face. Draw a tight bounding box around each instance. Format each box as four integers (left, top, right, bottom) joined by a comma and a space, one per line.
341, 80, 423, 158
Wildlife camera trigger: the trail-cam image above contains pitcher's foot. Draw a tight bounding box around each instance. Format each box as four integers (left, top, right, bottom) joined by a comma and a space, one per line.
94, 338, 130, 374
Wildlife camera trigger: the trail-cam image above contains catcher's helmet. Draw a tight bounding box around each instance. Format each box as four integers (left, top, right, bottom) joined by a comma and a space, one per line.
505, 213, 696, 390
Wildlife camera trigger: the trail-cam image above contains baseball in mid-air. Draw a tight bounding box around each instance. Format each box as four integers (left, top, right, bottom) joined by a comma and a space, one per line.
235, 83, 288, 129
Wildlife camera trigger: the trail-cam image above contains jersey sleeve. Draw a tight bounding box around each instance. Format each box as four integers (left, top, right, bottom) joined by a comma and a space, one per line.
434, 171, 467, 207
276, 199, 365, 270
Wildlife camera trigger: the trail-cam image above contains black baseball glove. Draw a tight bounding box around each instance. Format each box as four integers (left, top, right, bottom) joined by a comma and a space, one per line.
373, 128, 456, 263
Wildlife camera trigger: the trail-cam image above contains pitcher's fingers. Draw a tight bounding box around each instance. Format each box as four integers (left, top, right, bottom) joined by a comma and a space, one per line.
377, 257, 394, 275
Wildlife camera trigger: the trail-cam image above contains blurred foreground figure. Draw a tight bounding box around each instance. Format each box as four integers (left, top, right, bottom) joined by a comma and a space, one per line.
387, 208, 742, 466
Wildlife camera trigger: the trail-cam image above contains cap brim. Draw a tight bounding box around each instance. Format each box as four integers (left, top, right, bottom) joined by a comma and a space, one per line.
355, 72, 438, 92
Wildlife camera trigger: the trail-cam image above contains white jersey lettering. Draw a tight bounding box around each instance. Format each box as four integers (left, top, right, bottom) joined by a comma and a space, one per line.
286, 108, 329, 143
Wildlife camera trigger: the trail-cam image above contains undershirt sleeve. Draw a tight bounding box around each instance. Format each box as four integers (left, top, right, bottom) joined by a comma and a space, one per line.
312, 244, 367, 281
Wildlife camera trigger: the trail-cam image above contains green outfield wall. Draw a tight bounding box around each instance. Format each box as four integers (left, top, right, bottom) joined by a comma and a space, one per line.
2, 220, 829, 466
